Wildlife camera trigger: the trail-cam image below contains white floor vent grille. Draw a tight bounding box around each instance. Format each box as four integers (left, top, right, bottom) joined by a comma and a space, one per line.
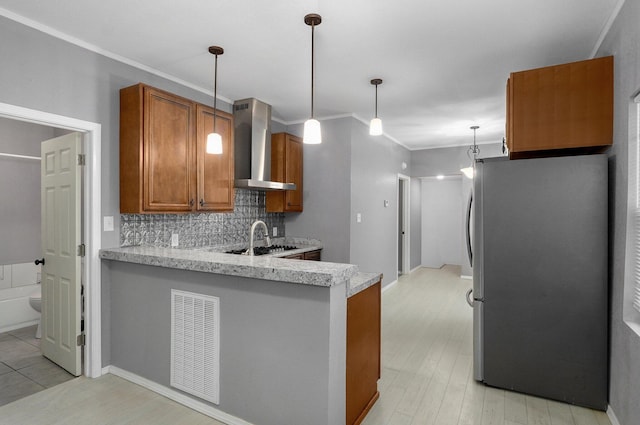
171, 289, 220, 405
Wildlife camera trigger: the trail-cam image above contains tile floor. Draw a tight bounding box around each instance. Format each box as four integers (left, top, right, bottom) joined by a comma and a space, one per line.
0, 325, 75, 406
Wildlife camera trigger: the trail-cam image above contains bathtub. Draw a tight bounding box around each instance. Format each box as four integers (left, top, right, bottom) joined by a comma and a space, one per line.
0, 284, 40, 333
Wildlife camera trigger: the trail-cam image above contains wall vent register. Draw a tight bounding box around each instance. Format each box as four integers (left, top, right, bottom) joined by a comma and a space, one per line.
171, 289, 220, 404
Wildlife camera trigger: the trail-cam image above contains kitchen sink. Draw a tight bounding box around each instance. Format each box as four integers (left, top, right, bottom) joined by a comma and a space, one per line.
225, 245, 298, 256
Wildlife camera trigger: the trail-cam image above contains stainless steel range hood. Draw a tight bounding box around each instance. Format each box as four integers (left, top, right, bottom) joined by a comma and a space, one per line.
233, 98, 296, 191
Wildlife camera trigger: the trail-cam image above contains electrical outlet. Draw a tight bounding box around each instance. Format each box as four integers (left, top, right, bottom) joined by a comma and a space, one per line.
356, 213, 362, 223
273, 227, 278, 237
171, 233, 179, 247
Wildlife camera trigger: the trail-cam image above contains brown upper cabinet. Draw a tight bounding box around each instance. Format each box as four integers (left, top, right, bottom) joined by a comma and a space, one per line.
267, 132, 303, 212
506, 56, 613, 159
196, 104, 234, 212
120, 83, 234, 213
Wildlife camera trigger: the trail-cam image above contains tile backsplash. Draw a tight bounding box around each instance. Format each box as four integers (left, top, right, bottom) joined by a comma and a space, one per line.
120, 189, 285, 248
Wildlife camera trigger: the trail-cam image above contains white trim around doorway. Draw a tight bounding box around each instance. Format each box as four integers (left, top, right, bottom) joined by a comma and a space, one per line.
0, 102, 102, 378
398, 174, 411, 276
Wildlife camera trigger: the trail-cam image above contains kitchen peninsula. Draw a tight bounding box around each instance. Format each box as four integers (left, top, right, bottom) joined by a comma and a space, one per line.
100, 245, 381, 425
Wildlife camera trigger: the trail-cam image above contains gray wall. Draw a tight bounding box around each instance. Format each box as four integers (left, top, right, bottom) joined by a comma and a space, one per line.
106, 261, 346, 425
0, 15, 233, 251
0, 118, 55, 265
421, 178, 463, 268
410, 143, 504, 177
284, 117, 412, 287
284, 119, 352, 264
598, 1, 640, 424
350, 119, 411, 286
0, 15, 235, 368
411, 143, 504, 274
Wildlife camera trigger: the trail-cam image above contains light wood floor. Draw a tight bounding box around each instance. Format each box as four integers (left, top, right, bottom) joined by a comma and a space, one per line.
0, 265, 611, 425
362, 265, 611, 425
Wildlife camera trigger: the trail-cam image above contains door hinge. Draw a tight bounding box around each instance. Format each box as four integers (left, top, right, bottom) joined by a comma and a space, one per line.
77, 333, 85, 346
77, 154, 86, 166
77, 244, 86, 257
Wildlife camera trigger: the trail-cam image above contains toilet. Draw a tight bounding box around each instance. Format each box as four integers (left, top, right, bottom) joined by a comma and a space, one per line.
28, 288, 41, 339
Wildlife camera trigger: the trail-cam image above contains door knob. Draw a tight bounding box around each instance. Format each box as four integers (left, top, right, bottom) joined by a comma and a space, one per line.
34, 258, 45, 266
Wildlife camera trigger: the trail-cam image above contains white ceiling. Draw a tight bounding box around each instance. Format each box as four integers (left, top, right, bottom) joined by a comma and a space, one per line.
0, 0, 623, 150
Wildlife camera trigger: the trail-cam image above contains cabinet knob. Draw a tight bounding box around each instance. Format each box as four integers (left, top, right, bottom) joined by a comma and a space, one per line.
200, 199, 205, 207
190, 199, 194, 207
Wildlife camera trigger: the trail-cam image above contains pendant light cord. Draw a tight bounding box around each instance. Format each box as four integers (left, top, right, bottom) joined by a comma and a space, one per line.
311, 22, 315, 118
375, 84, 378, 118
213, 53, 218, 133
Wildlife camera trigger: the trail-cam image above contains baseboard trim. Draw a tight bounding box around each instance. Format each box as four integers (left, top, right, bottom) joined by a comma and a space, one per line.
107, 365, 253, 425
382, 279, 398, 293
409, 266, 421, 274
607, 405, 621, 425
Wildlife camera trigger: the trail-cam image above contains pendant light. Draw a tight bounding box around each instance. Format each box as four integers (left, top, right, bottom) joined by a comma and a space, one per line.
461, 125, 480, 179
206, 46, 224, 154
303, 13, 322, 144
369, 78, 383, 136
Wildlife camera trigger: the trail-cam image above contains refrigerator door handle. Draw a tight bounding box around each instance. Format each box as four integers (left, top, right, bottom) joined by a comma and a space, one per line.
466, 192, 473, 267
466, 288, 474, 307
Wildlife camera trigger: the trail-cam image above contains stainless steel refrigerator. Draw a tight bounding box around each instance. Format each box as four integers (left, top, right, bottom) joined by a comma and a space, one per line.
466, 154, 608, 410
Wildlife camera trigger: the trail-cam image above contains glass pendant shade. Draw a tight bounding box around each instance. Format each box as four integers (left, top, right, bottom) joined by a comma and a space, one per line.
369, 117, 383, 136
303, 118, 322, 144
460, 166, 474, 179
460, 126, 480, 179
206, 132, 223, 154
370, 79, 383, 136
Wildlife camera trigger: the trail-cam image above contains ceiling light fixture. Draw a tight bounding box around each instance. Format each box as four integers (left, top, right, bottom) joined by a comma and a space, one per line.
206, 45, 224, 154
461, 125, 480, 179
303, 13, 322, 144
370, 78, 383, 136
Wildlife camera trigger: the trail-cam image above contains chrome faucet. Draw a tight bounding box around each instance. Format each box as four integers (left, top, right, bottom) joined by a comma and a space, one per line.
246, 220, 271, 256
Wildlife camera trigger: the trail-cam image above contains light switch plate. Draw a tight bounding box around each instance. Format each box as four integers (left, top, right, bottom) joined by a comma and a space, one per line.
356, 213, 362, 223
103, 216, 114, 232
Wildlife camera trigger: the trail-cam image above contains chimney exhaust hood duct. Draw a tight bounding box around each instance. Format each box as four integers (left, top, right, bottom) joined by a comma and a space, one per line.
233, 98, 296, 191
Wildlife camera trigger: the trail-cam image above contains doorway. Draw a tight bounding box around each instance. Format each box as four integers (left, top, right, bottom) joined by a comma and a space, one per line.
398, 174, 410, 276
0, 102, 102, 379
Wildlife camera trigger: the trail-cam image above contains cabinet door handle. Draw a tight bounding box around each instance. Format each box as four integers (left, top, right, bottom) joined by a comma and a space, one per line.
190, 199, 194, 207
200, 199, 204, 207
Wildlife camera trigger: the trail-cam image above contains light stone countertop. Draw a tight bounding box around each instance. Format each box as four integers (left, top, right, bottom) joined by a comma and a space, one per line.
100, 245, 358, 288
348, 272, 383, 297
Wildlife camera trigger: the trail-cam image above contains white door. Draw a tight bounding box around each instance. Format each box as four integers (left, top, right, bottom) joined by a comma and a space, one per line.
40, 132, 82, 376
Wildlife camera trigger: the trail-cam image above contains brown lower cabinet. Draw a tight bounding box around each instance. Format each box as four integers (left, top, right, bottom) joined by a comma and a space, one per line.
346, 280, 381, 425
283, 249, 321, 261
